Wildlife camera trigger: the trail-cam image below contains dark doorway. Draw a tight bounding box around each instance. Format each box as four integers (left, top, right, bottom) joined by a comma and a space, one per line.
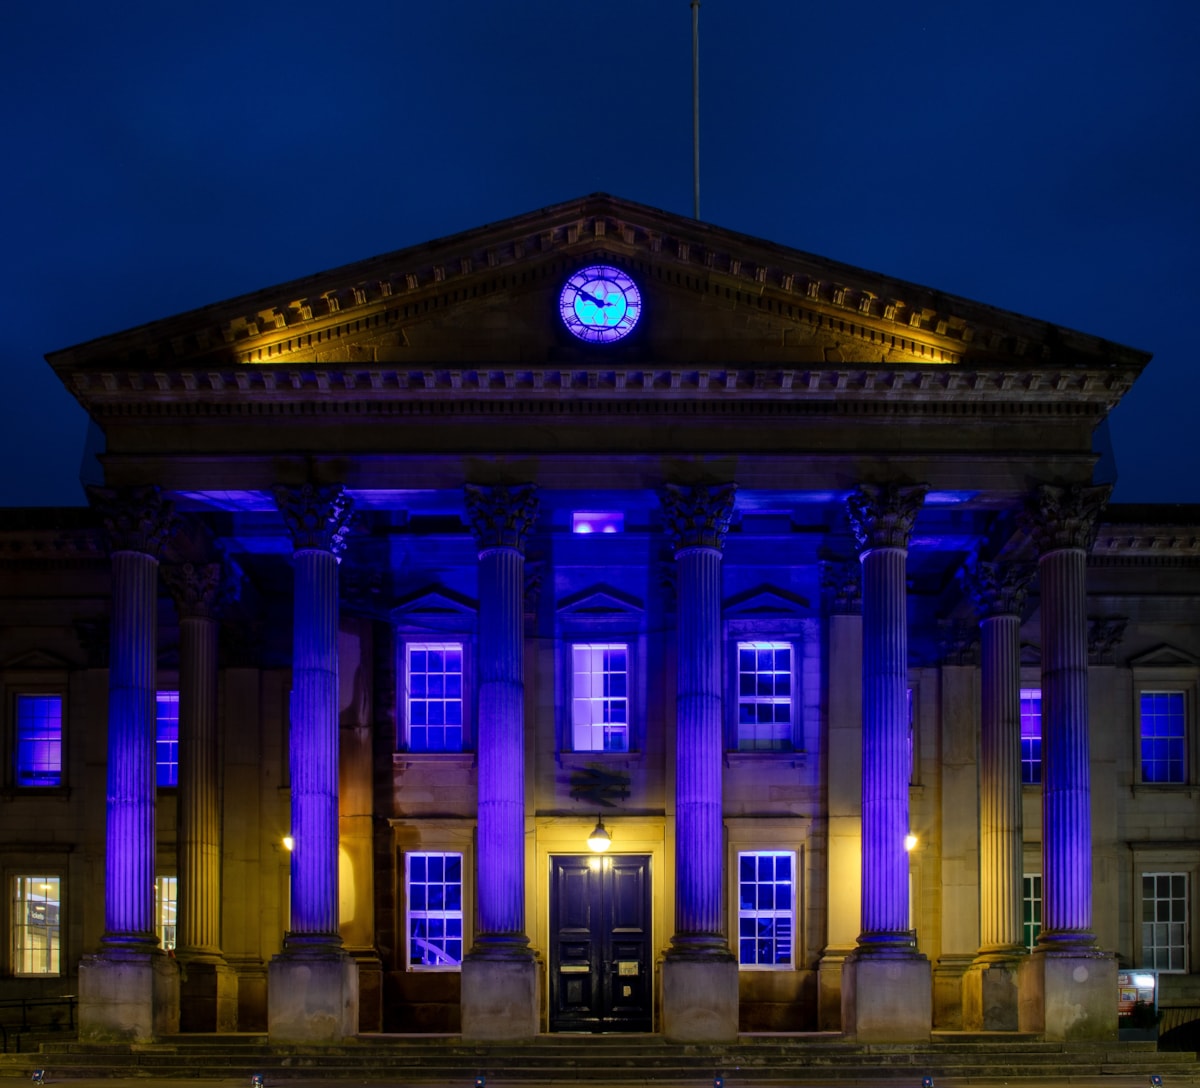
549, 854, 652, 1032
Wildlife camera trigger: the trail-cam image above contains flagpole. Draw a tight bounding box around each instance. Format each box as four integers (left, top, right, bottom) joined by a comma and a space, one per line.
691, 0, 700, 220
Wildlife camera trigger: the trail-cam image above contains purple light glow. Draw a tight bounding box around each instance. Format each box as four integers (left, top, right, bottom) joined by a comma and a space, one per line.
572, 511, 623, 534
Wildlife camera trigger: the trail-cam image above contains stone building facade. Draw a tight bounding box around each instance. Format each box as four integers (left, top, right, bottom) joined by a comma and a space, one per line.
2, 195, 1198, 1043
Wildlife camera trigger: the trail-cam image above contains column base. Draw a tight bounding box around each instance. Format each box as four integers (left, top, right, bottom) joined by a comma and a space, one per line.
662, 951, 739, 1043
267, 949, 359, 1043
460, 951, 540, 1041
78, 949, 180, 1042
1019, 949, 1117, 1041
817, 947, 855, 1031
963, 955, 1022, 1032
178, 957, 238, 1032
841, 951, 931, 1042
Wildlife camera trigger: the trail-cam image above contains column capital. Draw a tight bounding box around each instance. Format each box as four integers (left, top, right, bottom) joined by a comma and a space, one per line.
162, 561, 236, 620
1088, 615, 1129, 664
88, 486, 176, 558
273, 484, 354, 555
464, 484, 538, 553
660, 483, 736, 553
1021, 483, 1111, 554
846, 483, 928, 553
959, 559, 1035, 621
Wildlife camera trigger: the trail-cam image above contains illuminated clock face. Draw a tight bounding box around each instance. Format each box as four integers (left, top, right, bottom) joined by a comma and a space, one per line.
559, 265, 642, 343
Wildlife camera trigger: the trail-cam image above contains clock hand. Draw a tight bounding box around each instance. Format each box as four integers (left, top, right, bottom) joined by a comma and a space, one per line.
579, 288, 612, 307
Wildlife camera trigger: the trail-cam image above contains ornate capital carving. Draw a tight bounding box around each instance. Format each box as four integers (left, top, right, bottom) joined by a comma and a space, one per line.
820, 559, 862, 614
273, 484, 354, 555
659, 483, 736, 553
959, 559, 1035, 621
162, 561, 236, 619
88, 486, 176, 558
1021, 484, 1111, 554
845, 484, 927, 553
464, 484, 538, 553
1088, 616, 1129, 665
939, 620, 980, 666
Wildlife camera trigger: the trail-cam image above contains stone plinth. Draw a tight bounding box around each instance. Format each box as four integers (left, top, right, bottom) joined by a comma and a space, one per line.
460, 955, 539, 1041
963, 959, 1020, 1031
841, 953, 932, 1042
78, 951, 180, 1042
179, 959, 238, 1033
267, 952, 358, 1043
662, 953, 739, 1043
1019, 952, 1118, 1041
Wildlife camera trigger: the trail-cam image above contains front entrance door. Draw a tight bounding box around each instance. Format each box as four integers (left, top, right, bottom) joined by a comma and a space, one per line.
549, 854, 652, 1032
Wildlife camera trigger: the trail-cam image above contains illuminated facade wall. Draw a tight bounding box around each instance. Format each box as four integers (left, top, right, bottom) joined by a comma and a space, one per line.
2, 196, 1198, 1040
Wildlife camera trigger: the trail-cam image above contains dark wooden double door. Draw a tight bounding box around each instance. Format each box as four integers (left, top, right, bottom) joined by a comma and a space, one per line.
549, 854, 651, 1032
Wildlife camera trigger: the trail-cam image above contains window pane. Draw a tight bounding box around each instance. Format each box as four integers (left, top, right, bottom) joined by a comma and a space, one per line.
1020, 689, 1042, 786
737, 851, 795, 969
736, 642, 792, 751
15, 695, 63, 788
155, 875, 177, 950
407, 852, 464, 970
156, 691, 179, 788
571, 643, 629, 752
1141, 871, 1188, 972
406, 643, 465, 752
12, 876, 61, 975
1140, 691, 1186, 784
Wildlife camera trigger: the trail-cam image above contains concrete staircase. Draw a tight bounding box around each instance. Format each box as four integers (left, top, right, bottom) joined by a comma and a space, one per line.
0, 1032, 1198, 1083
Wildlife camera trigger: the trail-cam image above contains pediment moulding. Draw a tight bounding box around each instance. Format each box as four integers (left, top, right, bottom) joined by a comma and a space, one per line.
1128, 644, 1199, 668
557, 585, 645, 615
47, 194, 1148, 381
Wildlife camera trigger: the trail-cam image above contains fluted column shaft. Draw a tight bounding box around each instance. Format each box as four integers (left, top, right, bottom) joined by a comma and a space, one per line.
674, 545, 724, 942
465, 484, 537, 956
274, 484, 353, 951
979, 611, 1024, 953
105, 548, 161, 946
660, 484, 736, 955
1023, 485, 1107, 951
859, 545, 911, 942
847, 484, 926, 952
178, 610, 221, 955
476, 546, 527, 943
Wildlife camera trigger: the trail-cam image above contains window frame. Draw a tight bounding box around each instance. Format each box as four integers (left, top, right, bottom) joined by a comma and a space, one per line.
9, 686, 67, 792
155, 874, 178, 951
1138, 689, 1188, 786
735, 849, 797, 970
1022, 872, 1043, 953
557, 608, 645, 756
1020, 687, 1042, 787
155, 690, 180, 789
9, 872, 63, 977
568, 641, 632, 754
724, 619, 817, 755
404, 850, 466, 972
1132, 670, 1197, 789
395, 625, 476, 755
402, 641, 469, 754
1141, 870, 1189, 973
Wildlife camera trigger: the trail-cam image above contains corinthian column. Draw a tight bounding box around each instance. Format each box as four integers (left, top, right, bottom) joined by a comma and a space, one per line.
1016, 483, 1116, 1041
79, 486, 180, 1042
162, 557, 238, 1031
961, 559, 1033, 1031
267, 483, 359, 1043
841, 483, 931, 1042
659, 483, 739, 1043
461, 483, 539, 1041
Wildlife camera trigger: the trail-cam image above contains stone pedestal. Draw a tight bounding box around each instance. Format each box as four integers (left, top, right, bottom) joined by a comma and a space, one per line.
267, 952, 359, 1043
78, 951, 180, 1042
817, 947, 855, 1031
662, 954, 739, 1043
963, 958, 1021, 1031
179, 959, 238, 1033
1019, 952, 1118, 1040
841, 953, 931, 1042
460, 956, 539, 1041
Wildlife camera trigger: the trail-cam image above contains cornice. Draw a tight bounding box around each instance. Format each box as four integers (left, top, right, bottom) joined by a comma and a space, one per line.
67, 364, 1136, 415
1093, 525, 1200, 559
47, 194, 1150, 381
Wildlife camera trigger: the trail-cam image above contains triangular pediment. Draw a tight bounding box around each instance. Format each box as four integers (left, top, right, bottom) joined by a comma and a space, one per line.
391, 586, 477, 618
557, 584, 644, 615
724, 585, 810, 616
1, 649, 74, 671
1129, 644, 1198, 667
49, 193, 1148, 417
1020, 642, 1042, 667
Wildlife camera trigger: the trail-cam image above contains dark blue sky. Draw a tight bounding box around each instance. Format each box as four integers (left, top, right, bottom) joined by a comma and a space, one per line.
3, 1, 1197, 506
